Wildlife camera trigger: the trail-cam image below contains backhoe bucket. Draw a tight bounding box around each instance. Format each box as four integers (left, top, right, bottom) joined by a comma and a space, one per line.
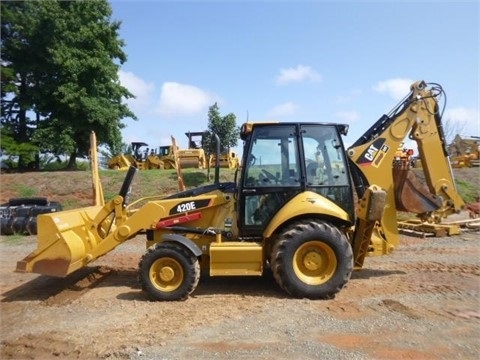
393, 165, 442, 213
15, 205, 107, 277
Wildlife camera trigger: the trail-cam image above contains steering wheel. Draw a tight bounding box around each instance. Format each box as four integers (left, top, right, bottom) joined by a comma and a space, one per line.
248, 154, 256, 166
260, 169, 277, 184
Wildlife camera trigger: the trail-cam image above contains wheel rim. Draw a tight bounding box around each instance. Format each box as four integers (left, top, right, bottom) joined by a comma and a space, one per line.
149, 257, 184, 292
293, 241, 337, 285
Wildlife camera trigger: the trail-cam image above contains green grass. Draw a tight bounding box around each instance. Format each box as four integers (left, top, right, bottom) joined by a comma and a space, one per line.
1, 166, 477, 214
2, 233, 26, 244
94, 168, 236, 203
455, 179, 479, 203
12, 184, 37, 198
59, 198, 83, 210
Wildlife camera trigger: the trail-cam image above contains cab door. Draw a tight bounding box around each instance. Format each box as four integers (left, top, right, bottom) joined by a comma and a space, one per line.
301, 124, 355, 219
238, 124, 301, 238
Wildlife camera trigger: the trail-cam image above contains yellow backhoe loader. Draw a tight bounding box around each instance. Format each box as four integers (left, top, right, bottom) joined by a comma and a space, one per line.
16, 81, 464, 301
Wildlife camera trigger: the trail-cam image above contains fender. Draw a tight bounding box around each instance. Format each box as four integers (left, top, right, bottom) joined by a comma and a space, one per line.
263, 191, 351, 238
162, 233, 203, 257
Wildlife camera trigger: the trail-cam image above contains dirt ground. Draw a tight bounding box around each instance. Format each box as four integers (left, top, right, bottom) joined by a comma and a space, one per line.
1, 216, 479, 359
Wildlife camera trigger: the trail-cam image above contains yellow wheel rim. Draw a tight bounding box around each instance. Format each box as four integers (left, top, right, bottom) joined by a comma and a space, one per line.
149, 257, 184, 292
293, 241, 337, 285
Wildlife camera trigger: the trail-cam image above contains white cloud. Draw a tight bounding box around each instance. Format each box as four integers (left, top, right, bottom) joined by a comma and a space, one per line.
444, 107, 477, 123
373, 78, 414, 100
118, 70, 155, 108
276, 65, 322, 85
155, 82, 216, 117
336, 89, 362, 104
443, 107, 479, 137
267, 101, 298, 118
334, 111, 359, 123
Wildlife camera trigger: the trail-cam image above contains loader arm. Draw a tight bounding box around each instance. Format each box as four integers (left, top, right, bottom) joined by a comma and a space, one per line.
347, 81, 465, 267
16, 137, 227, 278
16, 189, 228, 277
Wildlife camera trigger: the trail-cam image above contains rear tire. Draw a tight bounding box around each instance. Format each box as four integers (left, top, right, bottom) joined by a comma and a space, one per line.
139, 242, 200, 301
271, 219, 353, 299
11, 207, 30, 235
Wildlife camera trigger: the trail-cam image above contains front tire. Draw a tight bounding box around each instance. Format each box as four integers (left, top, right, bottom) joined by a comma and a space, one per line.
271, 219, 353, 299
139, 242, 200, 301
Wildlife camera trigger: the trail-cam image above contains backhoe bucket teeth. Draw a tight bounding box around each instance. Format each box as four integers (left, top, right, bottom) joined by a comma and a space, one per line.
393, 166, 442, 213
15, 206, 107, 277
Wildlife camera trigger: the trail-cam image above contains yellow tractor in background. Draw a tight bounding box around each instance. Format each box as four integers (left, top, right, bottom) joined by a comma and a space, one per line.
177, 132, 207, 169
448, 134, 480, 168
154, 134, 207, 170
184, 131, 239, 169
209, 148, 239, 169
107, 142, 164, 170
16, 81, 465, 301
107, 134, 208, 170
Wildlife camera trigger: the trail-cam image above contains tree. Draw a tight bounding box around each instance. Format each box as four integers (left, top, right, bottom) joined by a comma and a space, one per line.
1, 0, 136, 169
202, 103, 239, 159
442, 117, 466, 145
1, 1, 43, 168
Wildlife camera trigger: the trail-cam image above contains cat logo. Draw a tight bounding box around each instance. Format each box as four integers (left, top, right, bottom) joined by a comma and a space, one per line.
357, 138, 389, 168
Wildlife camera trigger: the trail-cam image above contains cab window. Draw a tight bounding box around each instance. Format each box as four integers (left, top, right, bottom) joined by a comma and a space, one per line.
302, 125, 348, 187
301, 125, 352, 210
243, 125, 299, 187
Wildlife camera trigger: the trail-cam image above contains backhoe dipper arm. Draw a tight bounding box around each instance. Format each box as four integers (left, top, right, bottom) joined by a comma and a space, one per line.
347, 81, 465, 266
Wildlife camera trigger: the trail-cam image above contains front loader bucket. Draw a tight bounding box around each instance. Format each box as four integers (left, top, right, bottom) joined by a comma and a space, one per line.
393, 166, 442, 213
17, 135, 138, 278
15, 205, 108, 277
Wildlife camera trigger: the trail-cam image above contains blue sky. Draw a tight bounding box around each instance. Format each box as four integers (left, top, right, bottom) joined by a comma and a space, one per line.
110, 0, 479, 155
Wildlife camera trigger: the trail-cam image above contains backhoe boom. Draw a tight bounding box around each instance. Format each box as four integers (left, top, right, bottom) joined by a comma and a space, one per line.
348, 81, 464, 267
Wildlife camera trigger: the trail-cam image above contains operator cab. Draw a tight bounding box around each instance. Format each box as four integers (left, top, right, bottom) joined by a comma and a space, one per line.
131, 142, 149, 161
238, 122, 354, 238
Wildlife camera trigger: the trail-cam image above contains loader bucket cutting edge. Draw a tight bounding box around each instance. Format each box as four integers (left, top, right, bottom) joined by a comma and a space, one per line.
15, 205, 107, 277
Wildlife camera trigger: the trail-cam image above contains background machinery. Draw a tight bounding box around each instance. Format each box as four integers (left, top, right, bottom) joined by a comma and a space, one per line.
186, 131, 240, 169
107, 134, 207, 170
16, 81, 464, 301
393, 142, 415, 168
0, 198, 62, 235
107, 142, 163, 170
155, 134, 208, 170
176, 132, 207, 169
448, 134, 480, 168
209, 148, 240, 169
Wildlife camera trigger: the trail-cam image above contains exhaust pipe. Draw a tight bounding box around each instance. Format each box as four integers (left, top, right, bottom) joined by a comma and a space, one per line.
214, 133, 220, 184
